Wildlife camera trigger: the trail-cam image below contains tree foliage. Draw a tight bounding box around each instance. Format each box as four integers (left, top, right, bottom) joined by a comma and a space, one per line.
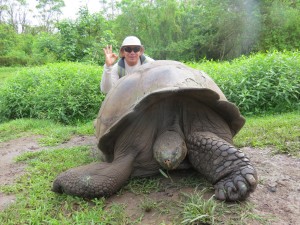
35, 0, 65, 32
259, 0, 300, 51
56, 7, 117, 64
0, 0, 299, 65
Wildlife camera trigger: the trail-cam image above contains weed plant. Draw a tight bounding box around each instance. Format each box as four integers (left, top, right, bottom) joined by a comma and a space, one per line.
0, 62, 105, 124
180, 190, 217, 225
188, 51, 300, 115
179, 190, 268, 225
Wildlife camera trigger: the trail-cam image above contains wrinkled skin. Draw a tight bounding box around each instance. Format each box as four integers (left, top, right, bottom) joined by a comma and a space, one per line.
53, 98, 257, 201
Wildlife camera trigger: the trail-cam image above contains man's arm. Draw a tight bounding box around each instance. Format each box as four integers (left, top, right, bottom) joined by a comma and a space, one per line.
100, 64, 119, 94
100, 45, 119, 94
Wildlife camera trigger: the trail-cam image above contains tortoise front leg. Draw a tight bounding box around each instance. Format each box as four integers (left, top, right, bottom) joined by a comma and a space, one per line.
52, 155, 134, 198
187, 131, 257, 201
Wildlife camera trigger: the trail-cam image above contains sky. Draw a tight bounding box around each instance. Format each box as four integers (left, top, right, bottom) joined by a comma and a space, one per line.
27, 0, 102, 22
60, 0, 102, 20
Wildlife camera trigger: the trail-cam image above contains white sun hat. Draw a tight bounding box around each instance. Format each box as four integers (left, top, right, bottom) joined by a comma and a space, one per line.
121, 36, 142, 47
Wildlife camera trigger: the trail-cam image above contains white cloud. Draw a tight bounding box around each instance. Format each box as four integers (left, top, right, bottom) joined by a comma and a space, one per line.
61, 0, 102, 19
27, 0, 102, 22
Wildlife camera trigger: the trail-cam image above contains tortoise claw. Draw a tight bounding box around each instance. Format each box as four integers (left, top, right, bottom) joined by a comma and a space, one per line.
214, 166, 258, 201
216, 188, 226, 201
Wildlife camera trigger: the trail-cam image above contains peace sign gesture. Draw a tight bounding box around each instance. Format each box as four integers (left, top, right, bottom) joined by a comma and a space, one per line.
103, 45, 118, 67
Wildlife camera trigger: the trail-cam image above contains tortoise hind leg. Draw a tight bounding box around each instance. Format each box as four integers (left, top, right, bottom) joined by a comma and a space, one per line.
52, 155, 134, 198
187, 131, 257, 201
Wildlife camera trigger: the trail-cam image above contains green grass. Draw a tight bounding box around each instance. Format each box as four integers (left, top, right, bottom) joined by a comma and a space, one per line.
0, 147, 130, 224
121, 177, 162, 195
0, 146, 266, 225
1, 111, 298, 155
234, 111, 300, 157
178, 189, 269, 224
0, 67, 22, 86
180, 190, 217, 224
0, 112, 298, 224
0, 118, 95, 146
139, 196, 162, 213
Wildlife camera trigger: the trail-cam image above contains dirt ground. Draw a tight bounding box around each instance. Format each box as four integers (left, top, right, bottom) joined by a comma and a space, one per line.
0, 135, 299, 224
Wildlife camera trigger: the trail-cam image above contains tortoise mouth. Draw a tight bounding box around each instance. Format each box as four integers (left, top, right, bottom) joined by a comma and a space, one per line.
154, 143, 187, 171
160, 158, 182, 170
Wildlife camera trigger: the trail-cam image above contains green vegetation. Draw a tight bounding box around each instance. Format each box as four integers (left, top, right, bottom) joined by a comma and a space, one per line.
234, 112, 300, 157
0, 146, 131, 224
189, 51, 300, 115
1, 51, 298, 124
180, 190, 267, 225
0, 63, 105, 124
0, 67, 22, 86
180, 190, 217, 224
1, 0, 300, 65
0, 118, 94, 145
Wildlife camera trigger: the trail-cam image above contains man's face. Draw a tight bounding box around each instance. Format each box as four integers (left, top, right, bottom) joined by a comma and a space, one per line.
121, 46, 143, 66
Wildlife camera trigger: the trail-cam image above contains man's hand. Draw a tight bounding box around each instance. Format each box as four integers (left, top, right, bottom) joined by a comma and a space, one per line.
103, 45, 118, 67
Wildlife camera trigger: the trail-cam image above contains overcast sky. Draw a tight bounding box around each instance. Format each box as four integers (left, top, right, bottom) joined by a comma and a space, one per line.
60, 0, 102, 19
27, 0, 102, 21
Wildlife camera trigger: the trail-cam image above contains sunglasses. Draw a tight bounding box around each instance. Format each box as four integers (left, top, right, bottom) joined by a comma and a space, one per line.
123, 46, 141, 53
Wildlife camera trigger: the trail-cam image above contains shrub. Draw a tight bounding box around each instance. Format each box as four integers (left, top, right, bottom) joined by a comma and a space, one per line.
190, 51, 300, 115
0, 63, 105, 124
0, 56, 28, 67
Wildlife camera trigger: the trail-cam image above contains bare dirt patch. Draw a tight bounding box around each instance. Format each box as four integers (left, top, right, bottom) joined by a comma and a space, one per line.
0, 136, 299, 224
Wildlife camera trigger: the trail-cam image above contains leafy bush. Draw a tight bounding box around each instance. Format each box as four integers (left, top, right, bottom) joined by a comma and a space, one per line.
0, 63, 104, 124
1, 51, 298, 124
0, 56, 28, 66
29, 32, 61, 65
190, 51, 300, 115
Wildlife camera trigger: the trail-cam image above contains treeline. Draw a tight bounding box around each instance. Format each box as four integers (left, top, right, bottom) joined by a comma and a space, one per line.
0, 0, 299, 66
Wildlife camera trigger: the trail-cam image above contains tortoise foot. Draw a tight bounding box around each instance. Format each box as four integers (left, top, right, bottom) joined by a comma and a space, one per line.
187, 131, 258, 201
52, 162, 119, 198
214, 165, 257, 201
52, 159, 133, 199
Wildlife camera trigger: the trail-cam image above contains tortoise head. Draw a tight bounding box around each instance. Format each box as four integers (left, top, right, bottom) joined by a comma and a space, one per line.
153, 130, 187, 170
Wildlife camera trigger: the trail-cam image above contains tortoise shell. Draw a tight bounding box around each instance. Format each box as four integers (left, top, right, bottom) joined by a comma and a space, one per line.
95, 60, 245, 161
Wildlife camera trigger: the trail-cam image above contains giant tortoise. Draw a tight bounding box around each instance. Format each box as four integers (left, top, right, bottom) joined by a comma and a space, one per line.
52, 60, 257, 201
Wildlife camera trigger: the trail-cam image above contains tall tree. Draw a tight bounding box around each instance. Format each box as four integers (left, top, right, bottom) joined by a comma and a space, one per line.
0, 23, 17, 55
0, 0, 32, 33
258, 0, 300, 51
17, 0, 31, 33
0, 0, 31, 33
35, 0, 64, 32
113, 0, 179, 59
57, 7, 117, 64
0, 0, 8, 23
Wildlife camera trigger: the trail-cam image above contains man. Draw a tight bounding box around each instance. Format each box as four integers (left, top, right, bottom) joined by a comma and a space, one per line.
100, 36, 154, 94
